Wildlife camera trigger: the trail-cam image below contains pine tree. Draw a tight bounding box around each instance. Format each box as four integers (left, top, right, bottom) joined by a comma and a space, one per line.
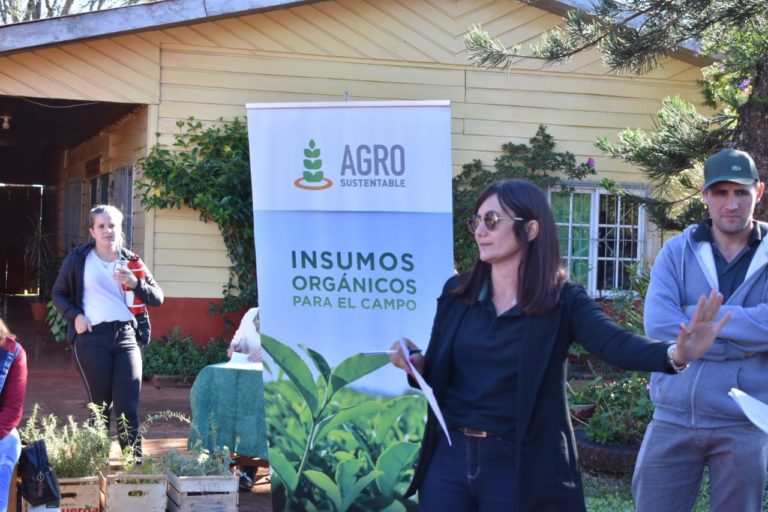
466, 1, 768, 222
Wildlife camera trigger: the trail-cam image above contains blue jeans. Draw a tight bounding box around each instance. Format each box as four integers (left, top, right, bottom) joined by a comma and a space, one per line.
419, 431, 518, 511
633, 420, 768, 512
0, 429, 21, 512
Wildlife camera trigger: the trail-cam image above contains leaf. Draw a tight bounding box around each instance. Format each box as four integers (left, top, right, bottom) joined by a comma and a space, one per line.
261, 334, 319, 415
269, 447, 299, 492
341, 470, 382, 512
304, 171, 324, 182
375, 442, 420, 496
329, 353, 389, 398
373, 395, 423, 444
335, 458, 363, 494
301, 344, 332, 386
304, 148, 321, 158
379, 499, 408, 512
304, 159, 323, 170
314, 401, 383, 445
304, 470, 342, 511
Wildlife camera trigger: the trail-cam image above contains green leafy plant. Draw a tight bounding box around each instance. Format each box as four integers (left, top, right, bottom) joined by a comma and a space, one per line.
22, 215, 57, 303
162, 446, 235, 477
142, 327, 228, 378
571, 373, 654, 446
453, 125, 596, 270
45, 300, 67, 343
19, 403, 110, 478
262, 334, 424, 511
137, 117, 255, 313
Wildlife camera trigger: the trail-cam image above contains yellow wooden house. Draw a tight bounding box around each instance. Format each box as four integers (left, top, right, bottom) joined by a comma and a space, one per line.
0, 0, 707, 341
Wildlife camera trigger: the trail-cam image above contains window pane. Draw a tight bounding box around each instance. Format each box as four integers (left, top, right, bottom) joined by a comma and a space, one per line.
571, 260, 589, 286
552, 192, 570, 222
621, 200, 638, 224
572, 226, 590, 258
558, 225, 570, 257
599, 194, 617, 224
598, 227, 616, 258
597, 260, 615, 290
573, 193, 591, 224
620, 227, 637, 258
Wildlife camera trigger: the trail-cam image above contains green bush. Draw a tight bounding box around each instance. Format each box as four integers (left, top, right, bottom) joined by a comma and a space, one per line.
143, 328, 228, 377
570, 373, 654, 446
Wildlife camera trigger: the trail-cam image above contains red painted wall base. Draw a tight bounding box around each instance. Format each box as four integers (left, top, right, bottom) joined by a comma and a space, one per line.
150, 297, 247, 345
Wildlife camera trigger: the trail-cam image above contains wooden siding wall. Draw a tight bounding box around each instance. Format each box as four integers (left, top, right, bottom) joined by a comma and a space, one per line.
1, 0, 706, 299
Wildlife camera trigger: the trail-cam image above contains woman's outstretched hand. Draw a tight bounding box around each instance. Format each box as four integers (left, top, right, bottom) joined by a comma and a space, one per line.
672, 289, 731, 366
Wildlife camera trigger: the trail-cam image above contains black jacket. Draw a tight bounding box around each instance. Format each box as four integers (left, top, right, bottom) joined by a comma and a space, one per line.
406, 277, 671, 511
51, 242, 164, 344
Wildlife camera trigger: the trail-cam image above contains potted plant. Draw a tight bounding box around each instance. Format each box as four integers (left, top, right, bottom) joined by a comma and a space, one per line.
570, 373, 654, 474
163, 445, 239, 511
22, 216, 57, 321
19, 403, 111, 510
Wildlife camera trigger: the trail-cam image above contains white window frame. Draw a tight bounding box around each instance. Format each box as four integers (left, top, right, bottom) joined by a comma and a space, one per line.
549, 183, 648, 297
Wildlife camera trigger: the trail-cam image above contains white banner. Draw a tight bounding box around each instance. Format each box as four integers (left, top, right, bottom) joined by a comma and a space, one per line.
247, 100, 454, 394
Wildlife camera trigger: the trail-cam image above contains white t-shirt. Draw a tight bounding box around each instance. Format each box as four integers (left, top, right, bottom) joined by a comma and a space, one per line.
83, 251, 134, 325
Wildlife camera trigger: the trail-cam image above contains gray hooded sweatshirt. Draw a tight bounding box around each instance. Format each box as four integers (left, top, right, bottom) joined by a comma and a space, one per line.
644, 221, 768, 428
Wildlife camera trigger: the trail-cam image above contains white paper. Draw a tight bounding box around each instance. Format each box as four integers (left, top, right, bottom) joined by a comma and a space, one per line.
399, 338, 452, 446
215, 358, 264, 371
729, 388, 768, 435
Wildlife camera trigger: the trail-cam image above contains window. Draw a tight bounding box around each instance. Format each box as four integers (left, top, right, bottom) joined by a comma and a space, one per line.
551, 186, 646, 296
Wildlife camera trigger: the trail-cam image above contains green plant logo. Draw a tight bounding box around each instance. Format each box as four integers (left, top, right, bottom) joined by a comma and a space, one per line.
295, 139, 333, 190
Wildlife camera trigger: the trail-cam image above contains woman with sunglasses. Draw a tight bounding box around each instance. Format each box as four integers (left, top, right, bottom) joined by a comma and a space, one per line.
389, 179, 730, 512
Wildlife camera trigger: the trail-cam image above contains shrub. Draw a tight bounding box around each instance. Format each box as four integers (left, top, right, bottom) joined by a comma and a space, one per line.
143, 328, 228, 377
570, 373, 654, 445
19, 404, 110, 478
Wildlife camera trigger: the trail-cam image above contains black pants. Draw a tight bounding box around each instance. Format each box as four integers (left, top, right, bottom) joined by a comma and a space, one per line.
73, 320, 143, 456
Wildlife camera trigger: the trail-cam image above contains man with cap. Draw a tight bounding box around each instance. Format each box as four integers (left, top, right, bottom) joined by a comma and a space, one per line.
632, 148, 768, 511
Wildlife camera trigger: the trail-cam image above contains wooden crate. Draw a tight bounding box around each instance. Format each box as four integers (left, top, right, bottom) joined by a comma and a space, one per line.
58, 476, 103, 512
166, 473, 238, 512
102, 474, 167, 511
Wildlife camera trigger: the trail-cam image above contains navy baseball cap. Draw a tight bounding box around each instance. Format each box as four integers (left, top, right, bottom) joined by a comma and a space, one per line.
703, 149, 759, 189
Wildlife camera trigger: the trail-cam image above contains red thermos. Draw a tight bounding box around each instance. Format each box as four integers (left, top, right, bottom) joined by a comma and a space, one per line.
124, 256, 146, 315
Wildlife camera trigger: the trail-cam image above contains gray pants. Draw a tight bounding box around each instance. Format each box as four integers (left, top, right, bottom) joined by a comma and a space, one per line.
632, 420, 768, 512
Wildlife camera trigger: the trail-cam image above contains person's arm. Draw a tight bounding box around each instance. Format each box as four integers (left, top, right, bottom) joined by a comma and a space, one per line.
0, 344, 27, 438
51, 251, 84, 322
131, 261, 164, 307
572, 281, 728, 371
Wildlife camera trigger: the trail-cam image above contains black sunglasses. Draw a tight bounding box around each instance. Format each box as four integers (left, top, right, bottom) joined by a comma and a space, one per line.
467, 211, 528, 233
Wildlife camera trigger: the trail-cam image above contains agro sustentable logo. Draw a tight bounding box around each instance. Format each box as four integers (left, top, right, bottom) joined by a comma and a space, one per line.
294, 139, 333, 190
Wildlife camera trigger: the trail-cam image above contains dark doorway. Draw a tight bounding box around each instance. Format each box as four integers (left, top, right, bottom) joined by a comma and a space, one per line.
0, 184, 42, 295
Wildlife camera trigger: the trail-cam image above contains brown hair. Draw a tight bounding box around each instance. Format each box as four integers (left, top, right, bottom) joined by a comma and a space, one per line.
89, 204, 124, 228
454, 179, 567, 316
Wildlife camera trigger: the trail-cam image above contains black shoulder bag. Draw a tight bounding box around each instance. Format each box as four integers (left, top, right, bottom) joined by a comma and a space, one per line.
18, 439, 60, 506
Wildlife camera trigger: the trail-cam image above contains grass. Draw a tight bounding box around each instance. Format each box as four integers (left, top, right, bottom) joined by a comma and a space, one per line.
583, 469, 768, 511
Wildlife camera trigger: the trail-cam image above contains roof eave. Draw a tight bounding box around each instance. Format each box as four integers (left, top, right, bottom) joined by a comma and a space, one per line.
0, 0, 313, 55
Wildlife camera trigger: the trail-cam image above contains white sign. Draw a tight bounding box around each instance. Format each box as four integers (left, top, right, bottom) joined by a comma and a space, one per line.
247, 101, 454, 394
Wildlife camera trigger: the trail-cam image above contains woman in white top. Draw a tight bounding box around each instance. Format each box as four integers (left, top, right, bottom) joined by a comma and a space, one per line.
52, 205, 164, 460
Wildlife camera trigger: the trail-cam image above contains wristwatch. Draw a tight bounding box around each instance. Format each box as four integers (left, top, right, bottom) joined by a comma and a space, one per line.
667, 344, 689, 374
